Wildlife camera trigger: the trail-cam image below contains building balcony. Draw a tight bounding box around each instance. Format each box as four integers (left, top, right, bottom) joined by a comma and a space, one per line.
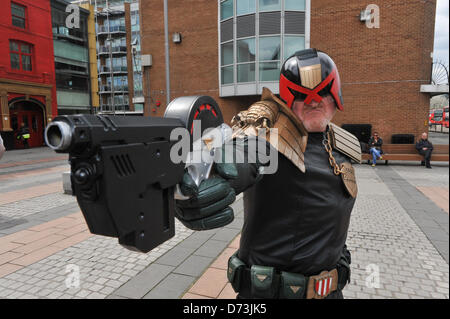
97, 25, 126, 36
99, 66, 128, 75
96, 9, 125, 18
99, 85, 129, 94
53, 26, 85, 43
97, 46, 127, 56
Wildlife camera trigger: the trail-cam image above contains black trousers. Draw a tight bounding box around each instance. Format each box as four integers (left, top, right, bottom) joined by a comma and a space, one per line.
418, 149, 432, 164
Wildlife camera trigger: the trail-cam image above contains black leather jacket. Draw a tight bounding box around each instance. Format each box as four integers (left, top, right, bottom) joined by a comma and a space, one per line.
238, 132, 356, 276
415, 139, 433, 151
368, 137, 383, 153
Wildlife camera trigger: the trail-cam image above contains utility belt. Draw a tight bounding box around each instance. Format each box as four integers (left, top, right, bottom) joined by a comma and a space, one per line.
227, 251, 350, 299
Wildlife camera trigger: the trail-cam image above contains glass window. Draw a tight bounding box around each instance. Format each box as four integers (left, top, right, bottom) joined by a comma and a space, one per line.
9, 41, 32, 72
22, 55, 32, 71
259, 36, 280, 61
237, 38, 255, 63
259, 0, 280, 12
10, 53, 20, 70
11, 2, 26, 29
237, 63, 255, 82
220, 0, 233, 20
21, 43, 31, 54
285, 0, 305, 11
221, 66, 234, 84
284, 36, 305, 60
237, 0, 255, 16
259, 61, 279, 81
10, 41, 19, 52
11, 3, 25, 18
221, 42, 233, 66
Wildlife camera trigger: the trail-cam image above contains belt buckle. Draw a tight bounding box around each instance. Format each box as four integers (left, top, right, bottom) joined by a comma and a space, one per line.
306, 269, 338, 299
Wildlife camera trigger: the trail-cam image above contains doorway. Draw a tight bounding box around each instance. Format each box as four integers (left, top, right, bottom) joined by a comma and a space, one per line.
9, 99, 45, 149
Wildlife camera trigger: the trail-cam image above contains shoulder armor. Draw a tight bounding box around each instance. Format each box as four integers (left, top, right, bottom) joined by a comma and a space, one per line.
231, 87, 308, 172
329, 123, 362, 164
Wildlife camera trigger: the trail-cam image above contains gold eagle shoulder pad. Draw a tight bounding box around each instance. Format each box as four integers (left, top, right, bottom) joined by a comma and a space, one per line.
231, 87, 308, 173
329, 123, 362, 164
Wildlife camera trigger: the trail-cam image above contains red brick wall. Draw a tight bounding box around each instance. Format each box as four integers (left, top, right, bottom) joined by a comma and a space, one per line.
141, 0, 436, 141
140, 0, 255, 124
311, 0, 437, 141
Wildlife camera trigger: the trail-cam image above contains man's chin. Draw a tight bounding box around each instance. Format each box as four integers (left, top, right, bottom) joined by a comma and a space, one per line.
303, 119, 329, 133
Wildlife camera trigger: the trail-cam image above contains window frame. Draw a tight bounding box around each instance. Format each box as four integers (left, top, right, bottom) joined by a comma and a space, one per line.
11, 2, 27, 29
218, 0, 311, 95
220, 0, 234, 21
9, 40, 33, 72
220, 40, 234, 84
236, 36, 256, 83
258, 35, 281, 82
259, 0, 281, 13
236, 0, 256, 16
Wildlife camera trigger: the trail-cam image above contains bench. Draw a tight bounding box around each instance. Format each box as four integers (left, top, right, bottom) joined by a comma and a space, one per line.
361, 144, 449, 165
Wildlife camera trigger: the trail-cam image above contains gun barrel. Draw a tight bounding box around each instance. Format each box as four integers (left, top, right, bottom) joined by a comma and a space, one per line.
45, 121, 73, 151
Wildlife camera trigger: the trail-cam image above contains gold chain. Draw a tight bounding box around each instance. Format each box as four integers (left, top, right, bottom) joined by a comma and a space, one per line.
322, 131, 343, 176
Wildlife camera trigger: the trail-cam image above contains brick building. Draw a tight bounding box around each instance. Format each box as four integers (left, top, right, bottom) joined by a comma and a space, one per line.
140, 0, 436, 141
0, 0, 58, 150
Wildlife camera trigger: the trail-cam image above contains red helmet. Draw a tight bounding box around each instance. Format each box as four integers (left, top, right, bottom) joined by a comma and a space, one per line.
279, 49, 344, 111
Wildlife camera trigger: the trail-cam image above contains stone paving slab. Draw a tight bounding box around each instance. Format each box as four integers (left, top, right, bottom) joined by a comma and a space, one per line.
0, 218, 194, 299
376, 166, 449, 263
109, 195, 245, 299
113, 263, 175, 299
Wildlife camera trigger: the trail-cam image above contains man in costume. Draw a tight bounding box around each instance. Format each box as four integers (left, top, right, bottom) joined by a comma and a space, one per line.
175, 49, 361, 299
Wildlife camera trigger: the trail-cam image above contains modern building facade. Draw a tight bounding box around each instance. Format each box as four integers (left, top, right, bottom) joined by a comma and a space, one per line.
72, 0, 143, 114
51, 0, 97, 115
0, 0, 57, 150
140, 0, 437, 140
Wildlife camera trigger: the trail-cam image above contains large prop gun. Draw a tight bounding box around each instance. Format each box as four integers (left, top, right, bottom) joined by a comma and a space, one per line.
44, 96, 226, 253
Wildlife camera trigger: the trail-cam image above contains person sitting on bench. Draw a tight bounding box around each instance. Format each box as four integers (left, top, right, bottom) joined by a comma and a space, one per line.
368, 132, 383, 167
416, 132, 433, 169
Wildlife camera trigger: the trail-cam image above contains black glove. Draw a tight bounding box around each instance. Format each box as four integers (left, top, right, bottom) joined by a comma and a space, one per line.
174, 137, 266, 231
174, 162, 238, 231
337, 245, 351, 289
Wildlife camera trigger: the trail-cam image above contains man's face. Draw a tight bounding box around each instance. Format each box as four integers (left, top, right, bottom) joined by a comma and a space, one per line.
291, 95, 337, 132
422, 132, 428, 140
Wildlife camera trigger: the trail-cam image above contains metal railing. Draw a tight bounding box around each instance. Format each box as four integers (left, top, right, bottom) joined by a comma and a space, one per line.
99, 85, 128, 93
98, 46, 127, 55
97, 25, 126, 34
53, 26, 85, 41
99, 66, 128, 74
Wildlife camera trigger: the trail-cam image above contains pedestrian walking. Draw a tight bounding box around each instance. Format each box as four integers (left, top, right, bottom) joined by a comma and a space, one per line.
16, 122, 30, 149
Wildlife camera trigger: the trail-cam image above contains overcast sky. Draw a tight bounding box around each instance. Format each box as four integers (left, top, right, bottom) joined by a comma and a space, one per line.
434, 0, 449, 65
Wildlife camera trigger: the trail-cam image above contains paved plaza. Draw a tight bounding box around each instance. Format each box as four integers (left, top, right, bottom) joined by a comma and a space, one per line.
0, 142, 448, 299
